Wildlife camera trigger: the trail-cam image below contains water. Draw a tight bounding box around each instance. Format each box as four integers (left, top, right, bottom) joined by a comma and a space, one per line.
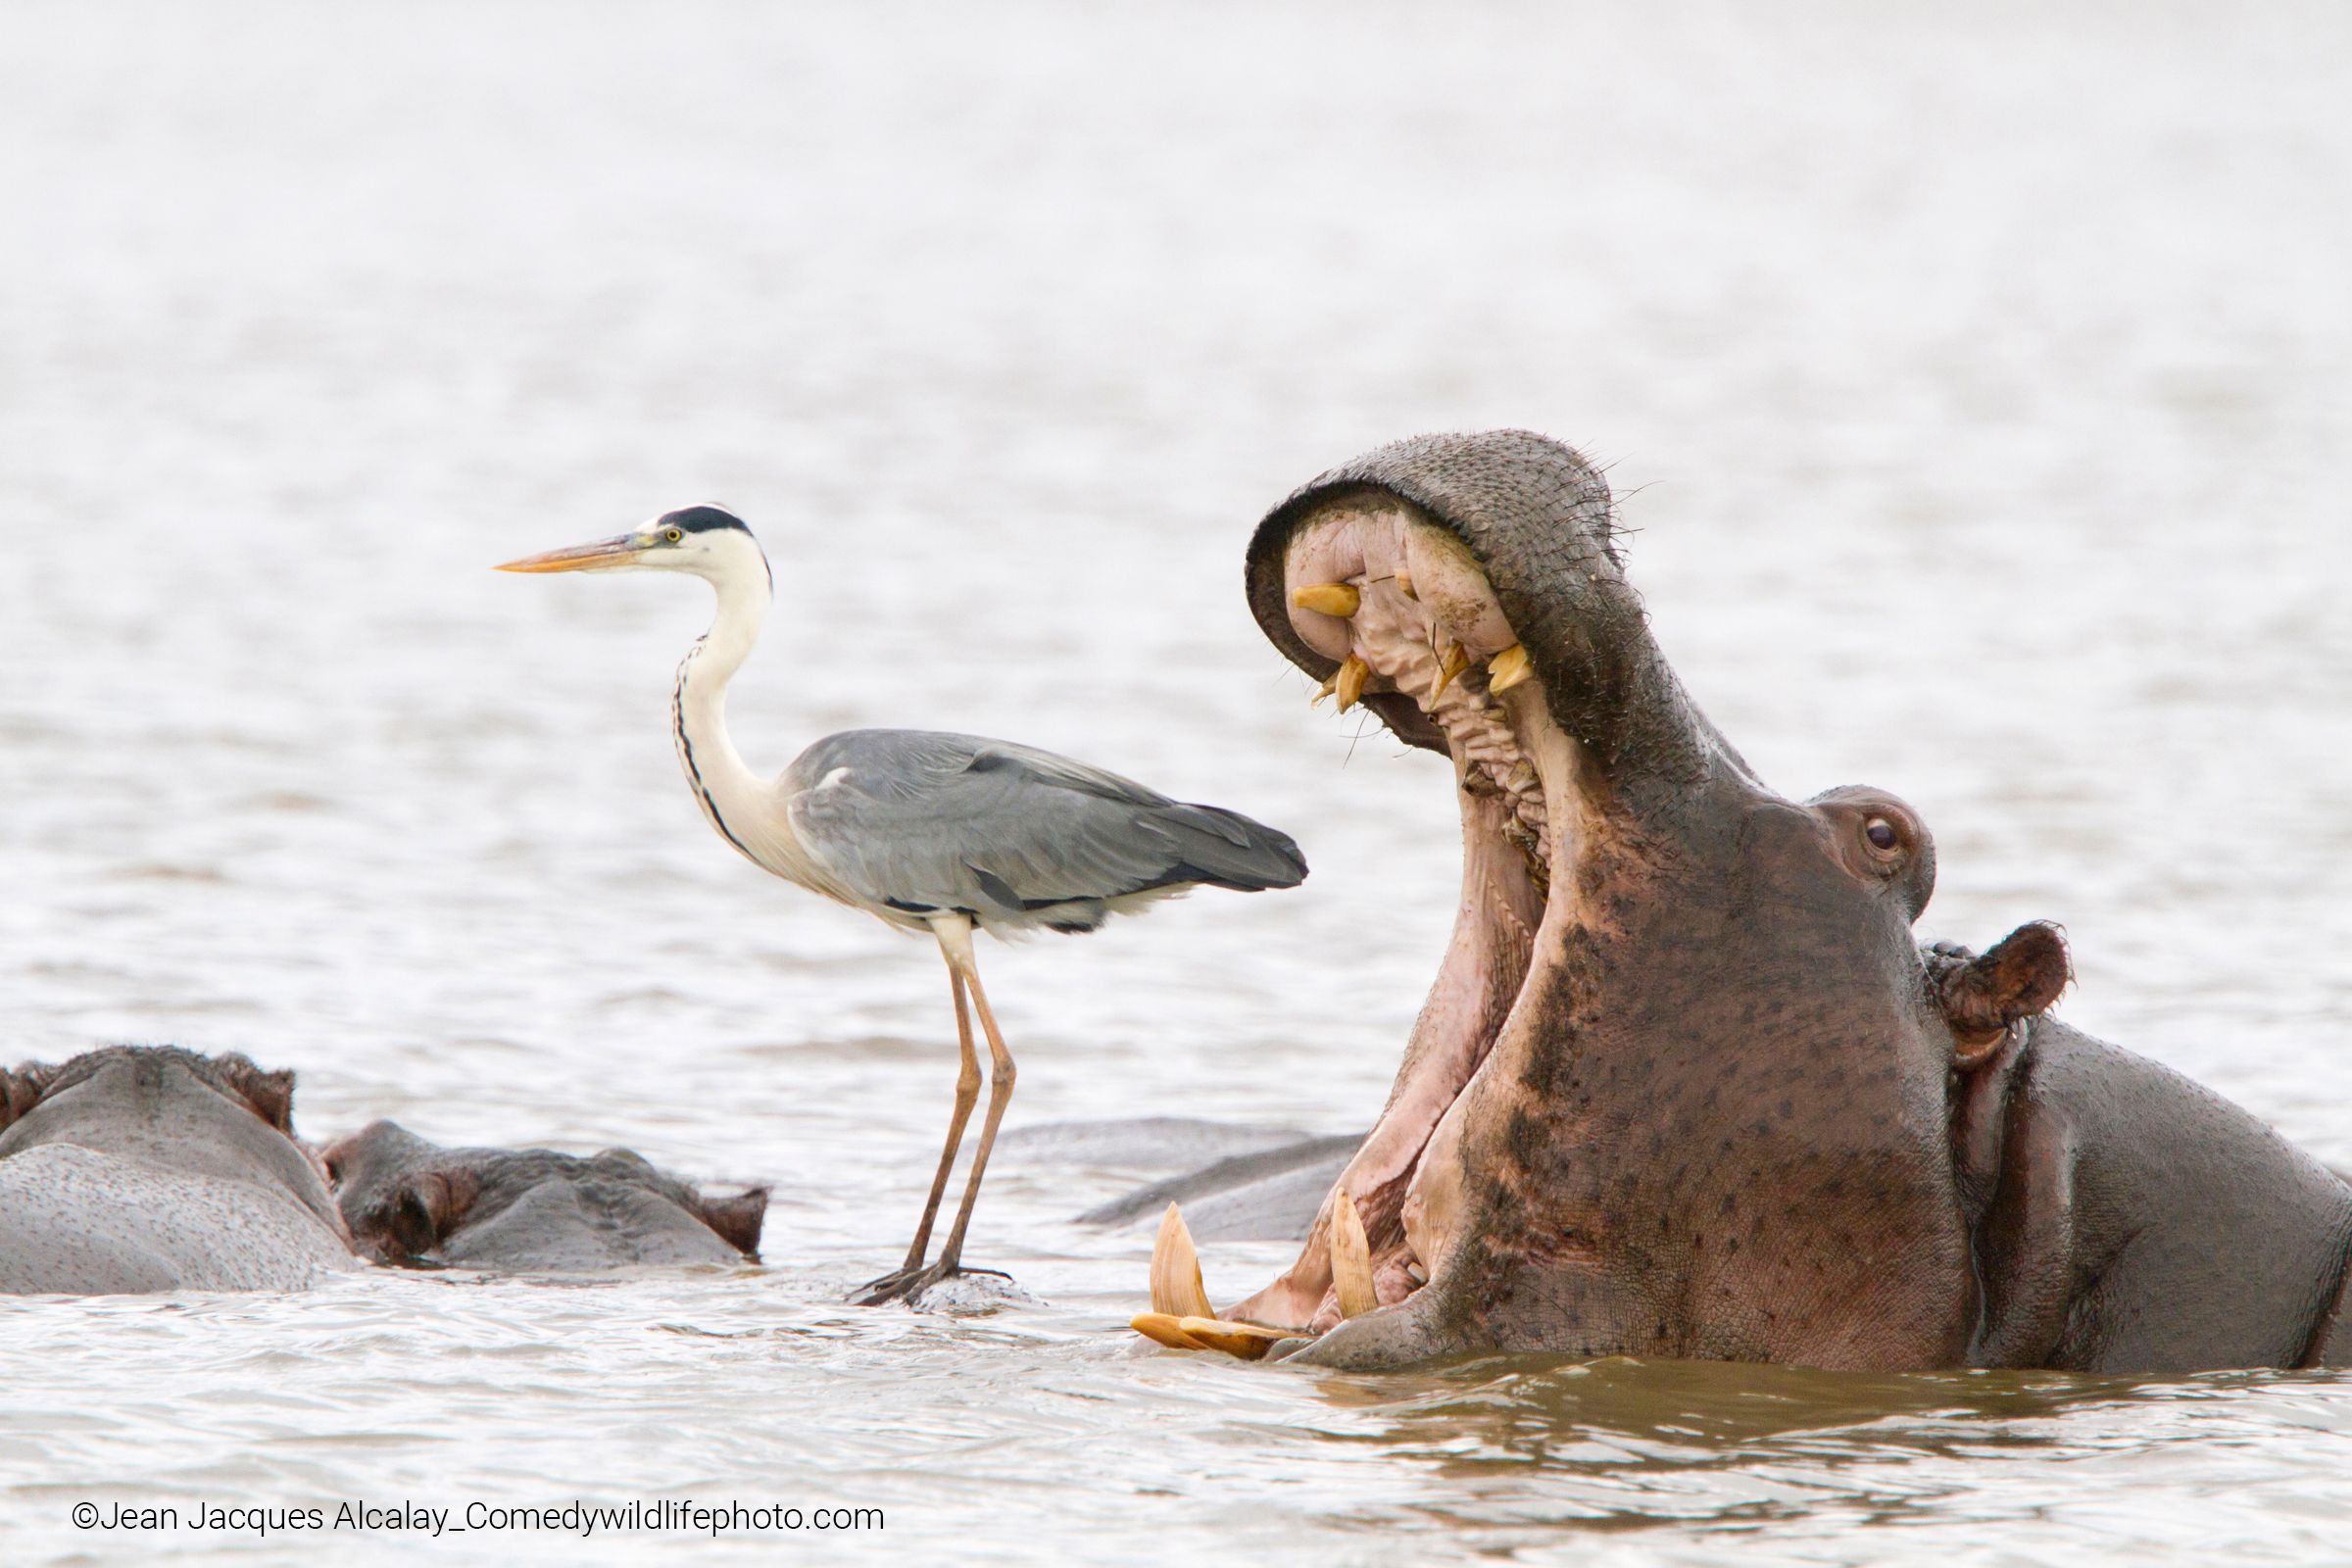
3, 1, 2349, 1560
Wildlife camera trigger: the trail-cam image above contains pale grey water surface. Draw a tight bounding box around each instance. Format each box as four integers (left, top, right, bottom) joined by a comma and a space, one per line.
4, 2, 2351, 1563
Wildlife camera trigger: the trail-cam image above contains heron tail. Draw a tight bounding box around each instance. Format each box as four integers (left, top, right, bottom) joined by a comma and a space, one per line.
1151, 803, 1308, 892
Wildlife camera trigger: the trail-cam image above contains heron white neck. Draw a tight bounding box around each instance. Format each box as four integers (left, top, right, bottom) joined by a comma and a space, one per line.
671, 551, 774, 864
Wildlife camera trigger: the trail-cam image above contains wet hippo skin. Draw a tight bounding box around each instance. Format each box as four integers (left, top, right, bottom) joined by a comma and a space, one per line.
1205, 429, 2352, 1374
1078, 1133, 1361, 1242
324, 1120, 766, 1272
0, 1046, 356, 1294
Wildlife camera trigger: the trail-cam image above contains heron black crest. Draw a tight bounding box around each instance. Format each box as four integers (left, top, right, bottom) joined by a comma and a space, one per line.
659, 505, 751, 535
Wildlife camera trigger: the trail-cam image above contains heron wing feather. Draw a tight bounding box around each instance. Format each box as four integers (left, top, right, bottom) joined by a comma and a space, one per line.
781, 730, 1303, 921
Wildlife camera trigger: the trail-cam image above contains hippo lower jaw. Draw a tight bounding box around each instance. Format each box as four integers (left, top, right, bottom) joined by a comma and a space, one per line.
1194, 497, 1599, 1354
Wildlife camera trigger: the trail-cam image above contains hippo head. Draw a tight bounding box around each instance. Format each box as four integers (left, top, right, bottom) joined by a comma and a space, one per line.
1223, 431, 2071, 1368
0, 1046, 297, 1140
0, 1045, 344, 1239
322, 1120, 767, 1272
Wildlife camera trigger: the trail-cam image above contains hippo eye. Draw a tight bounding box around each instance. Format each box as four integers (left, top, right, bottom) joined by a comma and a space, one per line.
664, 527, 684, 543
1865, 817, 1900, 852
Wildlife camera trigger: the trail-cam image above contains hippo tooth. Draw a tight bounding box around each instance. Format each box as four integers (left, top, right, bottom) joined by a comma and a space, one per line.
1292, 582, 1362, 618
1487, 643, 1533, 694
1329, 1188, 1378, 1320
1130, 1311, 1210, 1351
1309, 669, 1340, 708
1433, 642, 1469, 699
1151, 1201, 1216, 1319
1174, 1317, 1289, 1360
1404, 1259, 1429, 1286
1335, 655, 1370, 712
1394, 566, 1416, 600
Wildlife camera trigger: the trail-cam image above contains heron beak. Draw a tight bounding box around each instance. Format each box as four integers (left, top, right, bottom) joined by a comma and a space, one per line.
494, 533, 653, 573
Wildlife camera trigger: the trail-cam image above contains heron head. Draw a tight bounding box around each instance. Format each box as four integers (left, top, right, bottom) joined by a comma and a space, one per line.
495, 505, 766, 582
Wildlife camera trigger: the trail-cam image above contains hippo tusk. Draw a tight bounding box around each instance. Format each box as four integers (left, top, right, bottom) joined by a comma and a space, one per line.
1433, 642, 1469, 699
1150, 1201, 1216, 1319
1329, 1188, 1378, 1319
1136, 1201, 1298, 1360
1393, 566, 1416, 600
1292, 583, 1362, 618
1487, 643, 1533, 694
1309, 669, 1340, 708
1130, 1311, 1289, 1359
1130, 1311, 1211, 1350
1335, 656, 1370, 712
1174, 1317, 1289, 1359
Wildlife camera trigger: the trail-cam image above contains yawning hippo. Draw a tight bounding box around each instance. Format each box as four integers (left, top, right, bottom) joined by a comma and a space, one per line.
0, 1046, 356, 1294
1144, 430, 2350, 1374
323, 1120, 767, 1272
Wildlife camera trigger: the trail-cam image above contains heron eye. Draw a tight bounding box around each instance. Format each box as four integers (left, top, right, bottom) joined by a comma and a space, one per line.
1865, 817, 1899, 852
664, 527, 684, 543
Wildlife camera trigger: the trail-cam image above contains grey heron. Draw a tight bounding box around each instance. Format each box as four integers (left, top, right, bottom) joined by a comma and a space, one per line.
497, 507, 1307, 1303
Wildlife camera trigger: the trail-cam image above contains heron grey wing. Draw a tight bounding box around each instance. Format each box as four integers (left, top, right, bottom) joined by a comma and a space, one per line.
918, 737, 1305, 903
955, 739, 1176, 808
972, 742, 1310, 896
783, 730, 1303, 921
780, 731, 1172, 917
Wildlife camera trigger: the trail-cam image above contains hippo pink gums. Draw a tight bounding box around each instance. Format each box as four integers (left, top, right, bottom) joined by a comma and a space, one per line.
1133, 429, 2352, 1374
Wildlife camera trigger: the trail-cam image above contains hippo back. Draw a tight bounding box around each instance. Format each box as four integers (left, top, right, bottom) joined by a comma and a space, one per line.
1965, 1018, 2352, 1372
435, 1157, 752, 1270
0, 1144, 351, 1293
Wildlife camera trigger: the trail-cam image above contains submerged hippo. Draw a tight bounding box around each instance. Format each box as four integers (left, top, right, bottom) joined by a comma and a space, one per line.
324, 1120, 766, 1272
1143, 430, 2350, 1374
1071, 1125, 1360, 1243
0, 1046, 355, 1294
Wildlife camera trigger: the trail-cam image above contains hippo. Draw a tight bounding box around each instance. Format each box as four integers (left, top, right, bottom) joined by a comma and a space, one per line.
323, 1120, 767, 1272
0, 1046, 356, 1294
1138, 430, 2351, 1374
1074, 1129, 1360, 1243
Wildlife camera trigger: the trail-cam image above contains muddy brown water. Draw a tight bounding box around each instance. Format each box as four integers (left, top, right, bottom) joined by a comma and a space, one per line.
3, 3, 2349, 1562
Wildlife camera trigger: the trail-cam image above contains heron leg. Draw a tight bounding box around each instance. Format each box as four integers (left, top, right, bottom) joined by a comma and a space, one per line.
897, 963, 980, 1273
931, 931, 1015, 1275
855, 916, 1010, 1307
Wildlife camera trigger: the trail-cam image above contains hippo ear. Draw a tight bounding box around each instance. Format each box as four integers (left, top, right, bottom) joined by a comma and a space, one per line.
0, 1062, 57, 1132
698, 1187, 768, 1256
215, 1054, 298, 1134
378, 1172, 473, 1263
1933, 922, 2071, 1067
388, 1187, 442, 1259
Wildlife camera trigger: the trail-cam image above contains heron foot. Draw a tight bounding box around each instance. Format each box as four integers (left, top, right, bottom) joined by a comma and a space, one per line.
852, 1259, 1011, 1308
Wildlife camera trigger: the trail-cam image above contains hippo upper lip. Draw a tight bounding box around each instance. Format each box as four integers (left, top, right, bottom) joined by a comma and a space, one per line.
1246, 428, 1730, 802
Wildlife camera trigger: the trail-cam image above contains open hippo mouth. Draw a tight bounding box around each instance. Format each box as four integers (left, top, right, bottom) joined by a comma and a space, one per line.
1138, 430, 1715, 1359
1139, 433, 2089, 1371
